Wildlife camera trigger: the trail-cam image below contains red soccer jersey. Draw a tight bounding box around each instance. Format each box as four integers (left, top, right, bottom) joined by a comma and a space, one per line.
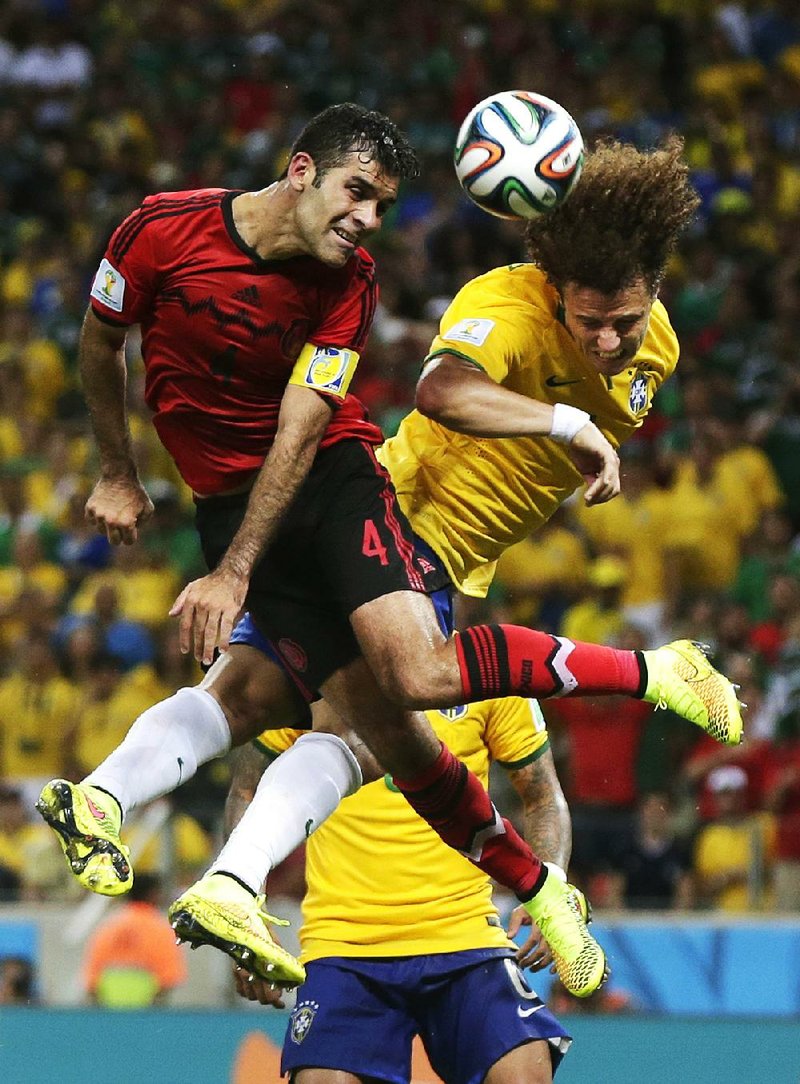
89, 189, 383, 494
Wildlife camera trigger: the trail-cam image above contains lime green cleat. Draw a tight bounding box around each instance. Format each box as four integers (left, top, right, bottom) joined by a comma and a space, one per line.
524, 865, 608, 998
168, 873, 306, 987
642, 640, 743, 746
36, 779, 131, 896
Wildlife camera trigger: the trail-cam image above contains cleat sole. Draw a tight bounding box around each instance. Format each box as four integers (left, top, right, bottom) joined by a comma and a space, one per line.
169, 909, 302, 987
35, 781, 131, 894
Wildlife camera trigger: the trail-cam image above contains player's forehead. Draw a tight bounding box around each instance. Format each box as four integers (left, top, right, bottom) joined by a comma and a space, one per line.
323, 150, 399, 200
562, 278, 652, 319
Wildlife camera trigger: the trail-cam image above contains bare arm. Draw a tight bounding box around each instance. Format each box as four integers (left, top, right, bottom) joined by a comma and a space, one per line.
80, 307, 135, 475
504, 746, 572, 970
416, 354, 619, 505
507, 746, 571, 870
172, 384, 333, 663
79, 307, 154, 543
416, 354, 557, 437
219, 385, 333, 579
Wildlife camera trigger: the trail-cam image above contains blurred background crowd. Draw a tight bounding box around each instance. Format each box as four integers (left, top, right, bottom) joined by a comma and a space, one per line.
1, 0, 800, 992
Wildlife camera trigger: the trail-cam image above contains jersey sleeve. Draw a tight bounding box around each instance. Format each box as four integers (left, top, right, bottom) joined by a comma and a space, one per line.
89, 200, 160, 326
288, 252, 377, 401
640, 300, 680, 387
254, 727, 303, 760
483, 696, 550, 768
426, 275, 538, 385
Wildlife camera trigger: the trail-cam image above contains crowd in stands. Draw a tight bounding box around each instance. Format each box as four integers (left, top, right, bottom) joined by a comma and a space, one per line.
1, 0, 800, 920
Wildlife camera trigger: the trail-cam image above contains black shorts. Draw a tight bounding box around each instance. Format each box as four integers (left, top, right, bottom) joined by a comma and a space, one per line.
194, 440, 451, 695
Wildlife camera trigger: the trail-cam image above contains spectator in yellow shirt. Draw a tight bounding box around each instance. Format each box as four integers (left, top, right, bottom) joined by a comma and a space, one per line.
494, 507, 589, 629
0, 632, 78, 783
560, 556, 628, 647
694, 765, 777, 912
576, 447, 678, 645
662, 435, 743, 591
0, 784, 68, 901
66, 651, 162, 777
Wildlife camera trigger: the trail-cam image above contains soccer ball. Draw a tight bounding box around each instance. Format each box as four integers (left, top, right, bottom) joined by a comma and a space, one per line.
454, 90, 584, 220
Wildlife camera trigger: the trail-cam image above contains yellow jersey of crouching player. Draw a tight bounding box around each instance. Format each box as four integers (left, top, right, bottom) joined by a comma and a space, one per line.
381, 263, 678, 597
256, 696, 548, 962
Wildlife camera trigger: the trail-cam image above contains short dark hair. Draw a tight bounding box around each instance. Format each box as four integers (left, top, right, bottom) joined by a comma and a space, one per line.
524, 135, 699, 295
289, 102, 419, 184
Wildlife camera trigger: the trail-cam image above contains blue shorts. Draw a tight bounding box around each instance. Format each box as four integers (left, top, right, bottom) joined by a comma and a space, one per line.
281, 950, 571, 1084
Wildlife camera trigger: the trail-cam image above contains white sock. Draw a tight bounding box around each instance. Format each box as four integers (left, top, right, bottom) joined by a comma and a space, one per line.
84, 687, 232, 817
209, 732, 362, 894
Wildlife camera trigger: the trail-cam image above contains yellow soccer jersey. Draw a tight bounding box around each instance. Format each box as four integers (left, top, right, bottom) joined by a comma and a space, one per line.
255, 697, 549, 961
380, 264, 678, 596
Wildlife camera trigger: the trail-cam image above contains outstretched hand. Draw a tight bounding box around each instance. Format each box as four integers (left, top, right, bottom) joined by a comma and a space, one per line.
232, 964, 287, 1008
85, 476, 154, 545
569, 423, 620, 506
170, 568, 247, 664
507, 904, 554, 972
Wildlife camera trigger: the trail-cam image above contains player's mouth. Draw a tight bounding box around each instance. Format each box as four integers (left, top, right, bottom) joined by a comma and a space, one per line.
592, 347, 629, 372
332, 225, 358, 250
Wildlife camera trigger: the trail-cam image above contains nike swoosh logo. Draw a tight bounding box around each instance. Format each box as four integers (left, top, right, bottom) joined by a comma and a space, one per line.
517, 1004, 545, 1017
546, 375, 582, 387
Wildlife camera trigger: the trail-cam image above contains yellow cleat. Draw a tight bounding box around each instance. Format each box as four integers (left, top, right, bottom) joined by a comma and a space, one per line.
168, 873, 306, 987
524, 865, 608, 998
642, 639, 743, 746
36, 779, 131, 896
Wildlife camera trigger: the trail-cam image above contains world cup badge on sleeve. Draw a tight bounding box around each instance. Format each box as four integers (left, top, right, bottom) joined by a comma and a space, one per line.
90, 258, 126, 313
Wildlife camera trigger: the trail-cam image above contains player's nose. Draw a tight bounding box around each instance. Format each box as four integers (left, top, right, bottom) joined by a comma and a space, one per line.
354, 202, 381, 232
597, 328, 621, 351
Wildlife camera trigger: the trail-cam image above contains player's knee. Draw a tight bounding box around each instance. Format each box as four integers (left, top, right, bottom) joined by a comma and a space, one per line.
374, 659, 442, 710
207, 685, 265, 745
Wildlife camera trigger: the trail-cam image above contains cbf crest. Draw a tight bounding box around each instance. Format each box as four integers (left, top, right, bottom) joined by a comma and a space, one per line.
438, 705, 468, 721
629, 372, 650, 414
290, 999, 319, 1044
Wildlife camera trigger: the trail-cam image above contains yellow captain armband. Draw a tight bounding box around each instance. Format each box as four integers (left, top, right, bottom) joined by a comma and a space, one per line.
288, 342, 360, 399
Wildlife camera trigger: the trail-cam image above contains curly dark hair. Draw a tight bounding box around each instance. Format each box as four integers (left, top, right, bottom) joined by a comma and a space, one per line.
524, 136, 699, 294
289, 102, 419, 184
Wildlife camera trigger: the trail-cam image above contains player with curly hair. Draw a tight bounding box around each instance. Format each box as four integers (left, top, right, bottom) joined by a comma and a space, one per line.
38, 132, 739, 1004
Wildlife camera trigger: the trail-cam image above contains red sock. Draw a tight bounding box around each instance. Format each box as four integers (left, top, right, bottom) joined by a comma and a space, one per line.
393, 743, 546, 901
455, 624, 646, 701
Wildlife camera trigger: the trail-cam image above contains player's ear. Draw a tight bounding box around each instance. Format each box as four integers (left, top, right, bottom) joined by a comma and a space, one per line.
287, 153, 316, 193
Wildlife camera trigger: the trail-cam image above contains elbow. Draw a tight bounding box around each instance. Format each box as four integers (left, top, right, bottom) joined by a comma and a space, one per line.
415, 378, 456, 425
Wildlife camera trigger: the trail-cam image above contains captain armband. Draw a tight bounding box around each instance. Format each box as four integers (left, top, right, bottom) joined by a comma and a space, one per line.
288, 343, 360, 400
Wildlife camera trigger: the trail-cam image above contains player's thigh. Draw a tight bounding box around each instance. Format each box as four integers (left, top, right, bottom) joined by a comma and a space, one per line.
200, 642, 311, 743
484, 1041, 552, 1084
320, 655, 441, 778
282, 960, 416, 1082
422, 957, 569, 1084
349, 589, 462, 708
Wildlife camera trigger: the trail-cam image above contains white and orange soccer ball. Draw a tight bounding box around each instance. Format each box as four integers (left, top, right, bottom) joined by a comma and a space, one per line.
454, 90, 584, 220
